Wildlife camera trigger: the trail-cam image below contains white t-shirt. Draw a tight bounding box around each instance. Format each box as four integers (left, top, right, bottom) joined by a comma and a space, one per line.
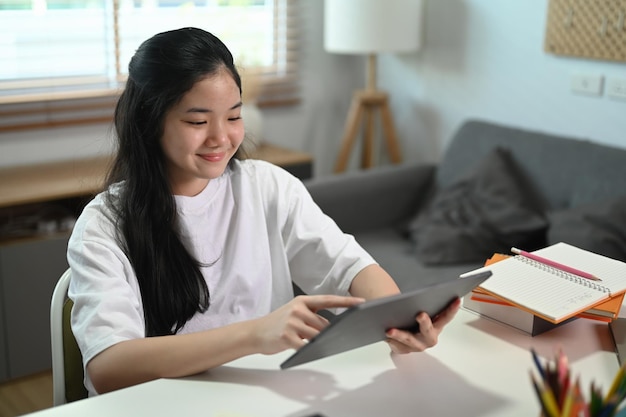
67, 159, 376, 395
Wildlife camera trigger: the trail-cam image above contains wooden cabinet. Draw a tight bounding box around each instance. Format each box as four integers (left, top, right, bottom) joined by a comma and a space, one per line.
0, 143, 313, 382
1, 235, 69, 379
0, 279, 7, 381
0, 157, 105, 381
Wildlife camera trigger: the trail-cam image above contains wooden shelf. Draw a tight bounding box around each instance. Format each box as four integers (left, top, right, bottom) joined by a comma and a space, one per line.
250, 143, 313, 167
0, 143, 313, 209
0, 157, 110, 209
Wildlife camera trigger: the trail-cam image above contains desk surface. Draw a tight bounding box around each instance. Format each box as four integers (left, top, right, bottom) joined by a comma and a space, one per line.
26, 308, 619, 417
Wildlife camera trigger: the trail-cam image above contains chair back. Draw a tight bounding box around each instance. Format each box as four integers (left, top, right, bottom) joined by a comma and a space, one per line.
50, 268, 88, 405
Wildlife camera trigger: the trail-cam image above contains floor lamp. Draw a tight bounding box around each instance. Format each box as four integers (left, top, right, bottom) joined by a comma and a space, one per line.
324, 0, 423, 173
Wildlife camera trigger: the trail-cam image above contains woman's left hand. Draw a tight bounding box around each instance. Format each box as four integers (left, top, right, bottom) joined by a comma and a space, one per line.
384, 297, 461, 354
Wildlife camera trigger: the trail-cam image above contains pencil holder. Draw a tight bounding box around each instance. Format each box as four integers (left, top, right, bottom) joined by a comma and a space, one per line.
530, 348, 626, 417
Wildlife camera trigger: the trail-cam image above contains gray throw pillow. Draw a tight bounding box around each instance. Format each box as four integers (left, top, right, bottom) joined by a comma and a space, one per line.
547, 197, 626, 262
409, 147, 547, 265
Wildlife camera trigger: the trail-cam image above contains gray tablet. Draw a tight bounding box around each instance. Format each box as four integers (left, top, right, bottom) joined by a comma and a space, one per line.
280, 270, 492, 369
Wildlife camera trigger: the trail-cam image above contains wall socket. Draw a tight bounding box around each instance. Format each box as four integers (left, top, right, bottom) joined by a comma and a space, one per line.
607, 78, 626, 100
570, 73, 604, 96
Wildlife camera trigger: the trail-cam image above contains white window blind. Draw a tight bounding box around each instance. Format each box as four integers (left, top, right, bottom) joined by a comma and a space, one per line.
0, 0, 299, 132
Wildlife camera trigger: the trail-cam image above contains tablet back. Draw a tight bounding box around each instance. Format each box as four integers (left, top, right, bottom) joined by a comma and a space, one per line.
280, 270, 492, 369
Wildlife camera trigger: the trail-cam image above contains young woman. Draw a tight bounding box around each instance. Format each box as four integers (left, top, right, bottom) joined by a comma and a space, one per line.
67, 27, 461, 396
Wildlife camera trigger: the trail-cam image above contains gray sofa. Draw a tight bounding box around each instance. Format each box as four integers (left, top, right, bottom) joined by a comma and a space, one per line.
304, 119, 626, 292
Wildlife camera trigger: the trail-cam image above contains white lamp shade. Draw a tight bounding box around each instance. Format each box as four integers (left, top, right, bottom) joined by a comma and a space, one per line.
324, 0, 424, 54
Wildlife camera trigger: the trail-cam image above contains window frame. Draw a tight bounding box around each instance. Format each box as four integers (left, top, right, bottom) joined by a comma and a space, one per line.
0, 0, 299, 133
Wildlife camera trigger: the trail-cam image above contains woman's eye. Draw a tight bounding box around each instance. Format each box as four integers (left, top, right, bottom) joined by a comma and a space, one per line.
187, 121, 206, 125
228, 116, 242, 121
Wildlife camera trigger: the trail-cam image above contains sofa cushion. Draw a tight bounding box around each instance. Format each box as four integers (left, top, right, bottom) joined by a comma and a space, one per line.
547, 197, 626, 262
436, 120, 626, 210
408, 147, 547, 265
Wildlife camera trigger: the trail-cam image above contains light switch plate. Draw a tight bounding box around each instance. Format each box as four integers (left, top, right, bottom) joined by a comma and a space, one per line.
607, 77, 626, 100
570, 73, 604, 96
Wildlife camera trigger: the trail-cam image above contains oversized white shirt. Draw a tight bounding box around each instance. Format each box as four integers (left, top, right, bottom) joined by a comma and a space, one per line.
67, 159, 376, 395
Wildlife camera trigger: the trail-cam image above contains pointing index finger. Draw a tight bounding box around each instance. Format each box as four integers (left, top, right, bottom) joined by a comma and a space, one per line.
302, 295, 365, 311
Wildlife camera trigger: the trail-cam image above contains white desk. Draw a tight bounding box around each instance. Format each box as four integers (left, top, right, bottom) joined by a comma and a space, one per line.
28, 309, 619, 417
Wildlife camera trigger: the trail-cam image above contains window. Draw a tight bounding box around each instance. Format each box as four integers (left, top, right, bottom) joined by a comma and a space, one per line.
0, 0, 299, 132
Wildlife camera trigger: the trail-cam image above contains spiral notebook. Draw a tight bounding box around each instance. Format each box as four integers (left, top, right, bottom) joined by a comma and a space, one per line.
461, 242, 626, 324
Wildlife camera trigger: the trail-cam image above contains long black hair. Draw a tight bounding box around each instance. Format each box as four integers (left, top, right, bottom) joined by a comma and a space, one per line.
105, 27, 245, 337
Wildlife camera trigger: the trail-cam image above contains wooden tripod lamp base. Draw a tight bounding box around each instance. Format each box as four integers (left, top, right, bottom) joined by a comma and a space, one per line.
334, 89, 403, 173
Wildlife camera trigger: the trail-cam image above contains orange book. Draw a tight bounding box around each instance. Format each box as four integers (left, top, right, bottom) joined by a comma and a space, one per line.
484, 253, 511, 266
469, 289, 621, 322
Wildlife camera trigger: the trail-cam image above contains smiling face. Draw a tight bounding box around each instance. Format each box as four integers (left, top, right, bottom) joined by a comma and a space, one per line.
161, 68, 245, 196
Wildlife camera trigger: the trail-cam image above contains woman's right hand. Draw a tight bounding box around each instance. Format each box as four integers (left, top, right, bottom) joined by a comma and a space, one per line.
252, 295, 364, 355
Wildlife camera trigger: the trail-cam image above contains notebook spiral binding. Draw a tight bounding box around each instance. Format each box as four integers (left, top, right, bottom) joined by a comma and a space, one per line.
514, 255, 610, 293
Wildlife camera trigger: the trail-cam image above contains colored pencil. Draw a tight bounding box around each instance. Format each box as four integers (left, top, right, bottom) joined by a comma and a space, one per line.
512, 247, 602, 281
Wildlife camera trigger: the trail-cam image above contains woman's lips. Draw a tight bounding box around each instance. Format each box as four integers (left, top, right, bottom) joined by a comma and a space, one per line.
199, 152, 225, 162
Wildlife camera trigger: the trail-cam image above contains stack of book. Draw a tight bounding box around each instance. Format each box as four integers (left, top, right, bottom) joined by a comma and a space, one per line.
461, 242, 626, 336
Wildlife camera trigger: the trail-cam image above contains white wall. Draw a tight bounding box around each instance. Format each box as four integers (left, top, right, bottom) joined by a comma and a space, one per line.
379, 0, 626, 166
1, 0, 625, 177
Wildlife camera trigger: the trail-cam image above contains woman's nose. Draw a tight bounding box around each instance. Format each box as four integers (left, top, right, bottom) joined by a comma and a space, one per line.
204, 121, 228, 145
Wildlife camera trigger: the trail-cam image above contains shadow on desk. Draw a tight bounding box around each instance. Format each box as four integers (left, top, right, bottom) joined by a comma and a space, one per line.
464, 312, 615, 363
186, 352, 508, 417
186, 366, 341, 402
